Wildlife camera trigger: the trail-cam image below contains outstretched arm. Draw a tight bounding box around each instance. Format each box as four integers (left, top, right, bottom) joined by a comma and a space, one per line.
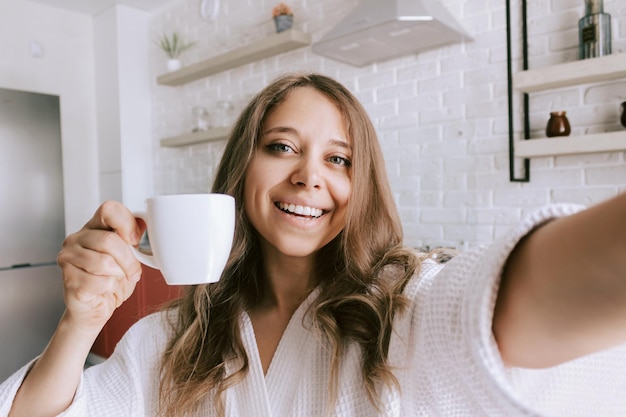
9, 201, 143, 417
494, 192, 626, 368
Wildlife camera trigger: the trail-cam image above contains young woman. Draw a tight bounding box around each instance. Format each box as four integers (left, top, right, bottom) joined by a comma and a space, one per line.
2, 73, 626, 417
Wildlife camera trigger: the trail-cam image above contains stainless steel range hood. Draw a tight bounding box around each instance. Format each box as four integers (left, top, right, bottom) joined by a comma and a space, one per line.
312, 0, 472, 67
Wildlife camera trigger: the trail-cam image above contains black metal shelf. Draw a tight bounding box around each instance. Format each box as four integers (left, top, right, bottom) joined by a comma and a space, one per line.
506, 1, 626, 182
506, 0, 530, 182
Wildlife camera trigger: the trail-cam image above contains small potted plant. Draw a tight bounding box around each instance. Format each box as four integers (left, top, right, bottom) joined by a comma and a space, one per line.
157, 32, 196, 72
272, 2, 294, 33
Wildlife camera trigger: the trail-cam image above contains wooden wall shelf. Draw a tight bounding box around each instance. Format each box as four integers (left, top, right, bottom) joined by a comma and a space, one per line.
160, 127, 230, 147
514, 131, 626, 158
513, 52, 626, 93
157, 29, 311, 86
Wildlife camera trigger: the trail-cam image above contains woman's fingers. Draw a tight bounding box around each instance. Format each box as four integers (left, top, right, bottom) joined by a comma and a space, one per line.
85, 200, 144, 245
61, 263, 124, 327
57, 200, 145, 330
59, 228, 141, 280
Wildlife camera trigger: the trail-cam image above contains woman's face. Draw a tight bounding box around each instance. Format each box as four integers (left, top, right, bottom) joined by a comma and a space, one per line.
243, 87, 352, 261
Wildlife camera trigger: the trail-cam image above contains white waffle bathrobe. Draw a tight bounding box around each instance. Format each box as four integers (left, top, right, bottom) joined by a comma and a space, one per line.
1, 204, 626, 416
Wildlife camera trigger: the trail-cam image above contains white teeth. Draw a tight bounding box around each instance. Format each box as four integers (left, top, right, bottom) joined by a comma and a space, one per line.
278, 202, 323, 218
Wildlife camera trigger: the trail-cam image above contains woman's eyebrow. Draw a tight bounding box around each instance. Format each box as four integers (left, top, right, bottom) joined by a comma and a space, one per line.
263, 126, 298, 135
329, 139, 352, 150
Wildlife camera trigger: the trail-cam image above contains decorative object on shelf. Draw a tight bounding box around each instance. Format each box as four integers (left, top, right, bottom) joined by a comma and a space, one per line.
157, 32, 196, 72
199, 0, 220, 21
272, 2, 294, 33
166, 59, 182, 72
546, 111, 571, 138
191, 106, 210, 132
620, 102, 626, 129
578, 0, 611, 60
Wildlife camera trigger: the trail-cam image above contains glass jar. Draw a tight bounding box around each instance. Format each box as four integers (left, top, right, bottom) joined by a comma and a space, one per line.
212, 100, 234, 128
191, 106, 210, 132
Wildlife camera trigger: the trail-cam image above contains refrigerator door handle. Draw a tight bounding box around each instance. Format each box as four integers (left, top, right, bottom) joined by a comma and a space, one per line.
0, 261, 57, 272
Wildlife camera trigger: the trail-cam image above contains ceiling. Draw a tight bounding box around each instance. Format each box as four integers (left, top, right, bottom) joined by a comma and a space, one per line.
27, 0, 178, 15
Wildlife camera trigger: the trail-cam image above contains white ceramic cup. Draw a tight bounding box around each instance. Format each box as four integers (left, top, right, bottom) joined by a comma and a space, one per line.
130, 194, 235, 285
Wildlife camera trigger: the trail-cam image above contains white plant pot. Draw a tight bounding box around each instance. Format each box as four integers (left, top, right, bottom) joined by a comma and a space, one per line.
167, 59, 182, 72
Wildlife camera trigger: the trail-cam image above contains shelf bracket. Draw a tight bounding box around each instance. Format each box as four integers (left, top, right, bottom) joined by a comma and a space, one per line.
506, 0, 530, 182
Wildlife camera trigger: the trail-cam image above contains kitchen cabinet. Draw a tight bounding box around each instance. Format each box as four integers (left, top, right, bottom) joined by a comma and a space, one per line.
157, 29, 311, 86
91, 264, 182, 358
505, 0, 626, 181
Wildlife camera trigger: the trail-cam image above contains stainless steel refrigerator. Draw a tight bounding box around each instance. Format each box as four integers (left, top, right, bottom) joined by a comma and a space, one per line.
0, 88, 66, 381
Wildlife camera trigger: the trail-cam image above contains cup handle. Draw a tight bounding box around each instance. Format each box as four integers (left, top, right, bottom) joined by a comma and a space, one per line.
129, 211, 159, 270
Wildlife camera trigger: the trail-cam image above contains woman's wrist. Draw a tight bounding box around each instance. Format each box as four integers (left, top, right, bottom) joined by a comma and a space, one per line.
58, 309, 108, 342
9, 311, 99, 417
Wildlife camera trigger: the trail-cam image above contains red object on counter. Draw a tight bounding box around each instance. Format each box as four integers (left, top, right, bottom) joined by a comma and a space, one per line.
91, 264, 183, 358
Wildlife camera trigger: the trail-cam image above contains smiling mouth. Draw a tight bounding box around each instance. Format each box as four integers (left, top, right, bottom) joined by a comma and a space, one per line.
276, 202, 324, 218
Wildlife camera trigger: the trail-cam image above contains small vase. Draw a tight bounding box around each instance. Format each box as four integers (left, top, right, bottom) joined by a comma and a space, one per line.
274, 15, 293, 33
167, 59, 182, 72
546, 111, 571, 137
620, 102, 626, 129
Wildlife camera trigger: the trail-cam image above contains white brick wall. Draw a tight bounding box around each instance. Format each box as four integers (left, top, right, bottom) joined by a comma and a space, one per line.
149, 0, 626, 249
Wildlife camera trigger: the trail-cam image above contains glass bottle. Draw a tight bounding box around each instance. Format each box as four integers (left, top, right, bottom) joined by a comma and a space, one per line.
546, 111, 571, 138
191, 106, 210, 132
212, 100, 234, 128
578, 0, 611, 60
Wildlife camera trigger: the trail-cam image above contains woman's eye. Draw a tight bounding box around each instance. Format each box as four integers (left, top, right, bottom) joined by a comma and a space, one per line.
328, 155, 351, 167
267, 143, 294, 153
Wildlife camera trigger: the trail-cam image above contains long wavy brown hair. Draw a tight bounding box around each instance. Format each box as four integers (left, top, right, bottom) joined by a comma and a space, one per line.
158, 73, 421, 416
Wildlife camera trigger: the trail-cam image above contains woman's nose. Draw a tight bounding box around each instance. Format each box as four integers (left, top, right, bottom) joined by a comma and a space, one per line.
290, 158, 322, 189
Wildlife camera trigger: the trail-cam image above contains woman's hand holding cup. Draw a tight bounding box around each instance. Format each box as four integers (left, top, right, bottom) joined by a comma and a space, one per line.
57, 200, 144, 335
55, 193, 235, 337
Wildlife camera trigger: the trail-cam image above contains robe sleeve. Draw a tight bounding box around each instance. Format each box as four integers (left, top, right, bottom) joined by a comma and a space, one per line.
394, 203, 626, 416
0, 358, 40, 416
0, 311, 169, 417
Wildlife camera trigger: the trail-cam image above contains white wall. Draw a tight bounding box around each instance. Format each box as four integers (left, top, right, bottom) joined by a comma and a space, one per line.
0, 1, 156, 234
148, 0, 626, 249
0, 0, 99, 234
94, 5, 154, 212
